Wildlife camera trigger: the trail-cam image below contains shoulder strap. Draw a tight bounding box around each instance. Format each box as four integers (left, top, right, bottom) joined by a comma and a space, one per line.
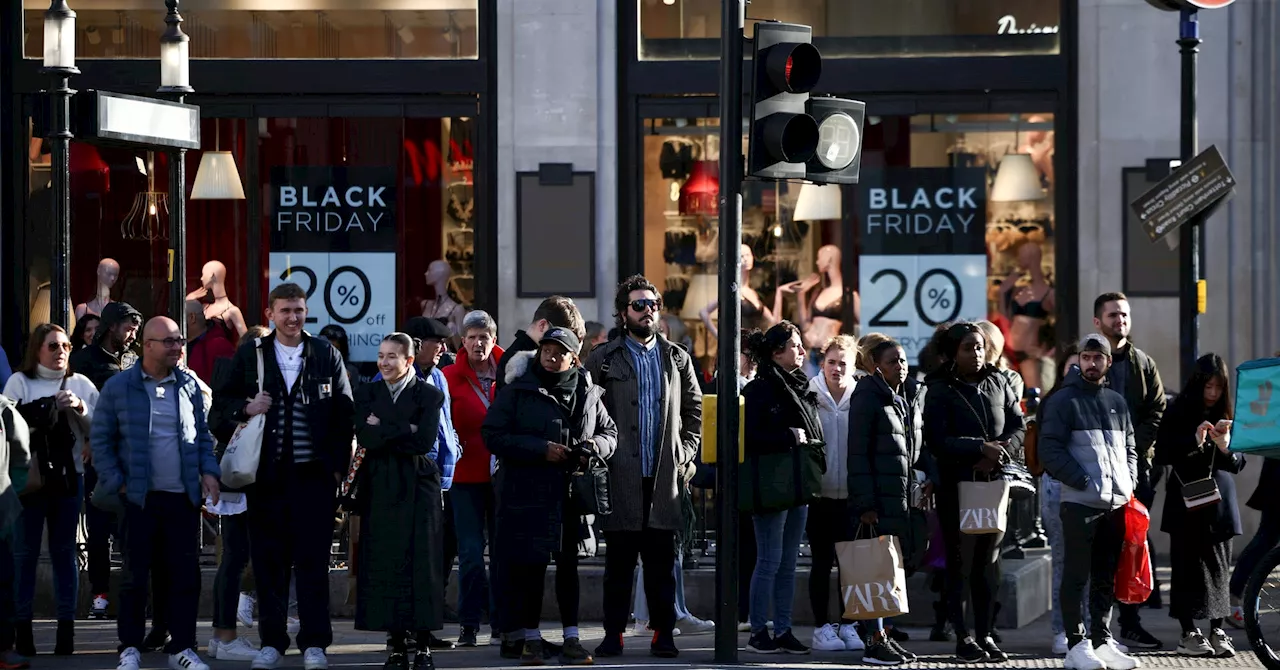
466, 377, 491, 409
254, 338, 264, 394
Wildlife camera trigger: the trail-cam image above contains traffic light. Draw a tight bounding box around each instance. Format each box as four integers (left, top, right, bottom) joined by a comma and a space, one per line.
804, 96, 866, 185
747, 22, 821, 180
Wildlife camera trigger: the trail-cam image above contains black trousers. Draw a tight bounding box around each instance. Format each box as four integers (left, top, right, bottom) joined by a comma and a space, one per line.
118, 492, 200, 654
83, 465, 116, 596
248, 463, 337, 653
213, 512, 252, 630
602, 478, 676, 636
738, 510, 756, 624
938, 483, 1004, 640
442, 490, 458, 593
807, 497, 853, 626
504, 500, 583, 634
1060, 503, 1124, 647
0, 526, 16, 651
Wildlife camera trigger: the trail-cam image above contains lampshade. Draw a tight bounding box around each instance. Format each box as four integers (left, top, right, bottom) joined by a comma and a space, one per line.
990, 153, 1045, 202
42, 1, 77, 73
191, 151, 246, 200
681, 273, 719, 321
679, 161, 719, 216
793, 183, 842, 221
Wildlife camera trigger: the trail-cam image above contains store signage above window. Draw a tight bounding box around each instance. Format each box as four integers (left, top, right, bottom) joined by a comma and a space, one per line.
996, 15, 1059, 36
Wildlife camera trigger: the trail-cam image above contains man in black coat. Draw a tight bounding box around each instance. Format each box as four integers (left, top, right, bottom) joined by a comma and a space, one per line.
212, 283, 354, 669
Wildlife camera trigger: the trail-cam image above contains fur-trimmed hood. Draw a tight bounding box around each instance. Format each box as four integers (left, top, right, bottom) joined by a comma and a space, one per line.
504, 350, 538, 385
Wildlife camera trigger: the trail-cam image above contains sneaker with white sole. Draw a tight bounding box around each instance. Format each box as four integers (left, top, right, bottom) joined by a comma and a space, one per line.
303, 647, 328, 670
237, 594, 255, 628
1064, 640, 1105, 670
168, 648, 210, 670
1227, 605, 1245, 629
837, 623, 865, 652
1053, 632, 1069, 655
288, 617, 301, 636
1209, 628, 1236, 658
810, 624, 845, 652
737, 622, 751, 632
117, 647, 142, 670
208, 637, 259, 661
676, 614, 715, 635
631, 620, 649, 637
488, 629, 502, 646
250, 647, 283, 670
1094, 638, 1140, 669
90, 594, 110, 619
1176, 629, 1214, 657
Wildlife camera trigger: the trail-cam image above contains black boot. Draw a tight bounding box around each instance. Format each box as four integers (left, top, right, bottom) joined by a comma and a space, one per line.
930, 602, 954, 642
54, 620, 73, 656
14, 622, 34, 657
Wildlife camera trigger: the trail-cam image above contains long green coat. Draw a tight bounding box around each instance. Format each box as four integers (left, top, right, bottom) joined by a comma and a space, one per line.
353, 376, 445, 633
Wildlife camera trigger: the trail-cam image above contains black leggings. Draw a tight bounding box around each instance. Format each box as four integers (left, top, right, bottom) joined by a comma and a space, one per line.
807, 498, 853, 626
937, 483, 1004, 640
506, 507, 581, 633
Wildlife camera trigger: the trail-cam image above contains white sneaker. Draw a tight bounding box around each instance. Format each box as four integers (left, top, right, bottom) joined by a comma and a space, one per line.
838, 623, 865, 652
1053, 632, 1069, 655
288, 616, 301, 635
737, 621, 751, 632
631, 620, 649, 637
303, 647, 328, 670
1177, 629, 1214, 657
117, 647, 143, 670
237, 594, 256, 628
250, 647, 283, 670
209, 636, 260, 661
168, 648, 211, 670
1209, 628, 1236, 658
1227, 605, 1245, 629
1064, 640, 1106, 670
1095, 638, 1141, 669
811, 624, 846, 652
676, 614, 715, 635
91, 594, 110, 619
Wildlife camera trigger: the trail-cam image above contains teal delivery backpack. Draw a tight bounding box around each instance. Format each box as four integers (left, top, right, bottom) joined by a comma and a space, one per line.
1231, 357, 1280, 456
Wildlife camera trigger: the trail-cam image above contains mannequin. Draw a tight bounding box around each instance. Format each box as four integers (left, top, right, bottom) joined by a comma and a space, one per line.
1020, 114, 1055, 186
699, 244, 775, 338
781, 244, 861, 349
186, 260, 249, 339
74, 258, 120, 322
999, 242, 1055, 393
420, 260, 466, 339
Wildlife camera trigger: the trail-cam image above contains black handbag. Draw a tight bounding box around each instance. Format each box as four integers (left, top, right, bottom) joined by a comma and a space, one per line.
570, 454, 611, 517
998, 460, 1036, 501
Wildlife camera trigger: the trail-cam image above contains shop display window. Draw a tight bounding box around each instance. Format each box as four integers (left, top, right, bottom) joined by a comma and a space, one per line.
23, 1, 479, 60
639, 0, 1060, 59
640, 113, 1057, 392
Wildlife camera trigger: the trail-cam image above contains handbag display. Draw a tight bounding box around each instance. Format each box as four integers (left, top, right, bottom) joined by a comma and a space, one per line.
220, 341, 265, 489
570, 453, 612, 517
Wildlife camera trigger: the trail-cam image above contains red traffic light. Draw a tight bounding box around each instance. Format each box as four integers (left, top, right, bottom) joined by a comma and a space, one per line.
747, 22, 822, 180
764, 42, 821, 94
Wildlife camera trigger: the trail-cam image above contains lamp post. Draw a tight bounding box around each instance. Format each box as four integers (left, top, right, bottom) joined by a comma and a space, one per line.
158, 0, 193, 335
42, 0, 79, 331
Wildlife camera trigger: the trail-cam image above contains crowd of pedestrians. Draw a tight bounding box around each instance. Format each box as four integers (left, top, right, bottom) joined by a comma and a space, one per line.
0, 276, 1276, 670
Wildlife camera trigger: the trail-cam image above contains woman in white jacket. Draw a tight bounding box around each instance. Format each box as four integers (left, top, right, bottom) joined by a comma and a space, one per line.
805, 335, 861, 653
3, 323, 98, 656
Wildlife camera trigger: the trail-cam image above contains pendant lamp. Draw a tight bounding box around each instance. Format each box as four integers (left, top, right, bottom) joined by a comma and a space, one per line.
192, 119, 245, 200
679, 160, 719, 216
990, 154, 1045, 202
793, 183, 842, 221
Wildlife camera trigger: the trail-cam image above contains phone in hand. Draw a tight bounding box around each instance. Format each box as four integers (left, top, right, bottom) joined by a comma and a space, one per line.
1215, 419, 1234, 432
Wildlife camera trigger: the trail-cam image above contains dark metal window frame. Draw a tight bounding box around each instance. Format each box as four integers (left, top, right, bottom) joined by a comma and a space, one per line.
616, 0, 1080, 342
514, 170, 597, 299
1122, 166, 1180, 298
1, 0, 499, 356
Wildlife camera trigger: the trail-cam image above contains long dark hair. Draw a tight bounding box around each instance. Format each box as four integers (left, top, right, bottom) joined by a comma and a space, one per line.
70, 314, 100, 353
318, 324, 351, 360
1177, 353, 1233, 420
21, 323, 72, 379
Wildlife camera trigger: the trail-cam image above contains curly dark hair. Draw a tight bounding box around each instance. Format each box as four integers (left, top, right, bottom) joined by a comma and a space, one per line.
612, 275, 662, 328
925, 320, 983, 363
746, 321, 801, 366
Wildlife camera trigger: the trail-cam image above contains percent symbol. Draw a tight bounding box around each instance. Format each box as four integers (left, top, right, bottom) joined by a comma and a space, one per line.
927, 288, 951, 310
336, 284, 361, 307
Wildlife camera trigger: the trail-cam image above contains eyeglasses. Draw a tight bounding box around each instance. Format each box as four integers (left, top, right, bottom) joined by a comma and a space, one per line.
629, 298, 660, 313
147, 337, 188, 348
46, 342, 72, 352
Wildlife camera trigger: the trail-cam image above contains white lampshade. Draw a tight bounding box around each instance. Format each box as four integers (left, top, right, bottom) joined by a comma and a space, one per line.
42, 4, 77, 72
160, 39, 190, 91
681, 273, 719, 321
990, 153, 1046, 202
191, 151, 246, 200
793, 183, 842, 221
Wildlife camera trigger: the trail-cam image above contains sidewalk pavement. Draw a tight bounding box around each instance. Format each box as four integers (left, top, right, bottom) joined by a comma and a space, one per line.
31, 609, 1265, 669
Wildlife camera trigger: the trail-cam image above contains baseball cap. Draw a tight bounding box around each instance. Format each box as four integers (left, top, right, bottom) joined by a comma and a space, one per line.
1079, 334, 1112, 358
540, 327, 581, 355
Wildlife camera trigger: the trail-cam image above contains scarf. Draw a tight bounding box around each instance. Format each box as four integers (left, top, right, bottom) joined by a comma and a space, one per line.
760, 361, 823, 441
534, 364, 579, 416
36, 364, 65, 381
384, 369, 413, 402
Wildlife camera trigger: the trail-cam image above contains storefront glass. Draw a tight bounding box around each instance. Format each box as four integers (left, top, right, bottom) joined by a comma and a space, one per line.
639, 0, 1061, 59
640, 112, 1058, 391
23, 0, 479, 60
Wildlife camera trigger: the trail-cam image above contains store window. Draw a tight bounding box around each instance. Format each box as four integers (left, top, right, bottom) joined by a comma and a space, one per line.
640, 113, 1057, 392
639, 0, 1060, 59
23, 1, 478, 60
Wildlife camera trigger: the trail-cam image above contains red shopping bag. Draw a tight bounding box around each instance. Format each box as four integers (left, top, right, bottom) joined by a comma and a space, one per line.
1115, 498, 1153, 605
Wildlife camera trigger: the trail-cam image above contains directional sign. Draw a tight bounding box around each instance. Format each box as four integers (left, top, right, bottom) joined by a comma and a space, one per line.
1130, 145, 1236, 243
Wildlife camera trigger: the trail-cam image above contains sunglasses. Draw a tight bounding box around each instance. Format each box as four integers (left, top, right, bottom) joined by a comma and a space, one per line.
629, 298, 660, 312
46, 341, 72, 353
147, 337, 188, 348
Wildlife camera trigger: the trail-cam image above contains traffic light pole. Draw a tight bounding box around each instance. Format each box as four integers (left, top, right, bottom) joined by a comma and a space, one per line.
713, 0, 745, 663
1178, 8, 1202, 377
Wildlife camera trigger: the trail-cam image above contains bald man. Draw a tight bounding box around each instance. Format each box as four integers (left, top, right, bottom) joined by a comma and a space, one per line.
91, 317, 221, 670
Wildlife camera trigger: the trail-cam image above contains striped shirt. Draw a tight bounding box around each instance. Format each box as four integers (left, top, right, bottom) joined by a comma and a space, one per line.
276, 372, 314, 464
624, 336, 662, 477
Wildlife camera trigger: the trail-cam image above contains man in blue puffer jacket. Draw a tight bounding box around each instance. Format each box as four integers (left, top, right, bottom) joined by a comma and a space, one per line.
91, 316, 221, 670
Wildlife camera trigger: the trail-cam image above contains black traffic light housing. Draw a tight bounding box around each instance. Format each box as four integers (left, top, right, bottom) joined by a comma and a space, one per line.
747, 22, 821, 180
804, 96, 866, 185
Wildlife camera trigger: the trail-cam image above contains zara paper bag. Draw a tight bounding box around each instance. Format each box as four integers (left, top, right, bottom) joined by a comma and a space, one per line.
836, 533, 910, 620
958, 479, 1010, 535
220, 341, 265, 489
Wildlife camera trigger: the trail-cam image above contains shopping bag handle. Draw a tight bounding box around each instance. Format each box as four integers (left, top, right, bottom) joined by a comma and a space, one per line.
854, 522, 879, 541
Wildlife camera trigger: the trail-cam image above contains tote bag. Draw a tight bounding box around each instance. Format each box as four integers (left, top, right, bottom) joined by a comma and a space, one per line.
958, 478, 1010, 535
836, 526, 910, 620
1231, 357, 1280, 456
220, 341, 265, 489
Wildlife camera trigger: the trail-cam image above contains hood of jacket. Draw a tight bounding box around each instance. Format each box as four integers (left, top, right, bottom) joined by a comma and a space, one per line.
808, 375, 853, 499
94, 301, 143, 345
505, 350, 604, 405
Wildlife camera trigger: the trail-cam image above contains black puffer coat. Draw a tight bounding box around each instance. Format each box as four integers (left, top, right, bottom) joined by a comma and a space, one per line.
847, 375, 935, 539
922, 364, 1025, 485
483, 352, 618, 565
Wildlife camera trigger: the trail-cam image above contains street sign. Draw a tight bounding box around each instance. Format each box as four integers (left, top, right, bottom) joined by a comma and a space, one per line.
74, 90, 200, 150
1130, 145, 1236, 243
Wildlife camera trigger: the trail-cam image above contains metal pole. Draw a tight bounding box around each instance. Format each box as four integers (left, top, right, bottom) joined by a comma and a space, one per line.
1177, 8, 1201, 375
169, 134, 187, 336
713, 0, 744, 663
48, 76, 74, 331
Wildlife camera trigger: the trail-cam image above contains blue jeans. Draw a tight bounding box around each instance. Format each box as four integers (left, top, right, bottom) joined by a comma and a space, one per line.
633, 552, 691, 622
1042, 475, 1088, 635
452, 482, 497, 631
750, 505, 808, 635
15, 475, 82, 621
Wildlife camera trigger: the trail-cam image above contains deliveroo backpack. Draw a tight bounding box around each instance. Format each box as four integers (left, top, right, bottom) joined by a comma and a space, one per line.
1231, 357, 1280, 457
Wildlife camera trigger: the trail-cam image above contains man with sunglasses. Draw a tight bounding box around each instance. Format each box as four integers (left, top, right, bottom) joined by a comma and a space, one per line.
91, 317, 222, 670
585, 275, 702, 659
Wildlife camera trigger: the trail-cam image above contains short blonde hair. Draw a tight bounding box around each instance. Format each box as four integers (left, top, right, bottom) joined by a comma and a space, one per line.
857, 332, 893, 374
975, 320, 1006, 367
821, 334, 858, 358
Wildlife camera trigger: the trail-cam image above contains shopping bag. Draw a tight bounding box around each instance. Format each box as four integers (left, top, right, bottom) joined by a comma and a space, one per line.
958, 479, 1010, 534
1231, 357, 1280, 455
220, 341, 265, 489
1115, 498, 1153, 604
836, 527, 910, 620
